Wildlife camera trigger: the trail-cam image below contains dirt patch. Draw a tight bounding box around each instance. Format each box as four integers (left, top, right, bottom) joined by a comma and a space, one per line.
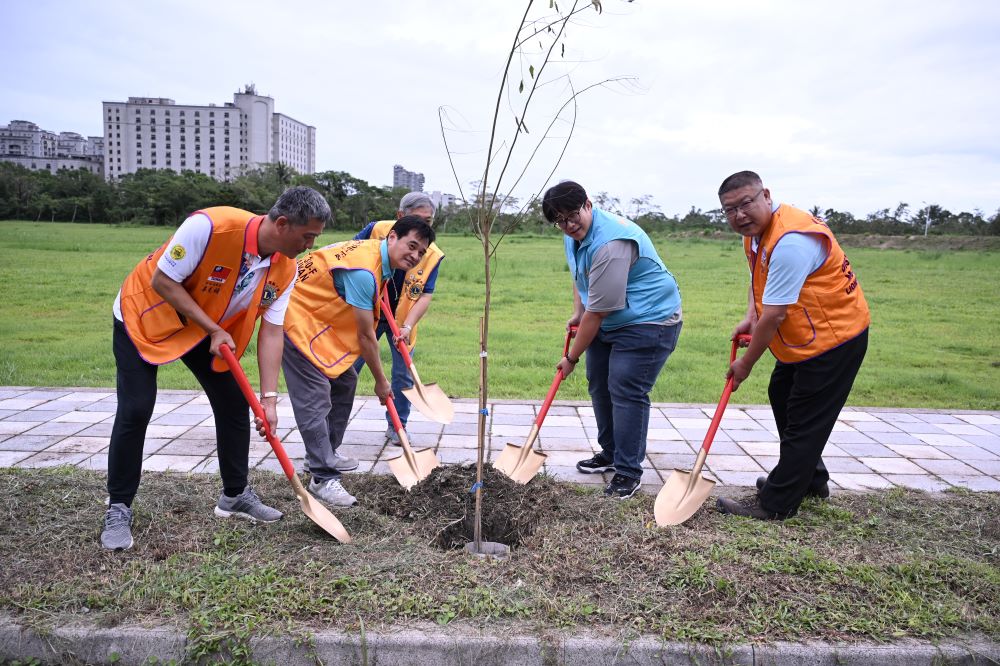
351, 464, 562, 549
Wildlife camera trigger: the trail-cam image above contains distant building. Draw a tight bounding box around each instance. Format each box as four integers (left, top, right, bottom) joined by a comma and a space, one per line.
428, 190, 459, 210
0, 120, 104, 176
102, 85, 316, 181
393, 164, 425, 192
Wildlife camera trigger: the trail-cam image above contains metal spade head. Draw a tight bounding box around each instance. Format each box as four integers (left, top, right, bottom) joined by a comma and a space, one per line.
289, 475, 353, 543
493, 444, 547, 484
402, 382, 454, 424
653, 469, 717, 527
387, 447, 440, 490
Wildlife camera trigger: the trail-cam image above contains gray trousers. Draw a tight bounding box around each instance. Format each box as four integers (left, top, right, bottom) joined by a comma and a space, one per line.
282, 334, 357, 482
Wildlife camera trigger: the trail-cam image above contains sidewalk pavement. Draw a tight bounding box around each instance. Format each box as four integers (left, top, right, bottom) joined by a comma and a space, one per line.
2, 386, 999, 493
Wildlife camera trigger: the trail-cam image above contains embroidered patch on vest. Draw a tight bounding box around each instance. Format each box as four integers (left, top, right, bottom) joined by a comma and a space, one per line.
759, 246, 769, 266
405, 276, 425, 301
207, 265, 232, 284
169, 244, 186, 261
260, 281, 279, 307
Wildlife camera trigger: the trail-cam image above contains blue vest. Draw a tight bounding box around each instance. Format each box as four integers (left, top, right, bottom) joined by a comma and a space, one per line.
564, 208, 681, 331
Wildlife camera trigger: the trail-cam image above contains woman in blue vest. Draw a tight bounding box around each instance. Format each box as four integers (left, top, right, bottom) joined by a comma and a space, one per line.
545, 181, 683, 499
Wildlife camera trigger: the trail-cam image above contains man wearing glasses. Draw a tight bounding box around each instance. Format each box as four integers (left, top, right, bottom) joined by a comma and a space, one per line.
716, 171, 869, 520
544, 180, 682, 500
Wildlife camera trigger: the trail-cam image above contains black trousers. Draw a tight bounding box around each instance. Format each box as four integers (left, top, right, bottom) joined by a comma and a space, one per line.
758, 328, 869, 517
107, 318, 250, 505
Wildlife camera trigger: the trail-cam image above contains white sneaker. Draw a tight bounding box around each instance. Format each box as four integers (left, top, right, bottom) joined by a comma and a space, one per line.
308, 478, 357, 507
332, 452, 359, 472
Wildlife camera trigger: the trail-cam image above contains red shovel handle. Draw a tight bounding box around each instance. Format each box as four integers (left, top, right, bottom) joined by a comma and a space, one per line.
380, 290, 416, 366
220, 345, 296, 481
699, 334, 752, 454
536, 326, 578, 426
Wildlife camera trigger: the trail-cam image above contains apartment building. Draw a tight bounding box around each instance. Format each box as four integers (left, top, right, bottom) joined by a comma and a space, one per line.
0, 120, 104, 176
102, 86, 316, 181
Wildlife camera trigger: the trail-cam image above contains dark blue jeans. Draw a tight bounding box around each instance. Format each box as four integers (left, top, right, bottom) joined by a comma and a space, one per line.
587, 322, 681, 480
351, 319, 414, 426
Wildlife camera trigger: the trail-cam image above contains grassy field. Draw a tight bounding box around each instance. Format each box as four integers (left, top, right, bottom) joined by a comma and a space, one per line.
1, 221, 998, 409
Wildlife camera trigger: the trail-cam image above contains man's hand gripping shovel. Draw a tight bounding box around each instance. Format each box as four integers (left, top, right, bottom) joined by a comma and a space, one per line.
220, 346, 351, 543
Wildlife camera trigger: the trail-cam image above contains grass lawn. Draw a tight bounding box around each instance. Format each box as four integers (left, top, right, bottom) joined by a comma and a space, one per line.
1, 222, 999, 409
1, 467, 996, 659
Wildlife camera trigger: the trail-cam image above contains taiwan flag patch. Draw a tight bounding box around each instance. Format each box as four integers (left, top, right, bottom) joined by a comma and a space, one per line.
207, 265, 232, 284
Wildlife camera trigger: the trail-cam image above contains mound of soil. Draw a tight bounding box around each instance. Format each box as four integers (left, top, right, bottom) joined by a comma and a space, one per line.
358, 464, 563, 550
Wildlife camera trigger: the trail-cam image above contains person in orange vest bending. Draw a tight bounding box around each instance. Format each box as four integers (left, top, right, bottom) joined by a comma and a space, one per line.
352, 192, 444, 447
102, 186, 330, 551
716, 171, 870, 520
281, 216, 435, 508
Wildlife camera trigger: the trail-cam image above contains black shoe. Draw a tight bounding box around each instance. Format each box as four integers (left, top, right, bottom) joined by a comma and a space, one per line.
716, 496, 785, 521
604, 473, 640, 499
576, 452, 615, 474
755, 476, 830, 499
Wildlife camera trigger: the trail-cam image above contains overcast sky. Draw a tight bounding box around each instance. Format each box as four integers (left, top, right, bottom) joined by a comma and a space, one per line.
3, 1, 998, 218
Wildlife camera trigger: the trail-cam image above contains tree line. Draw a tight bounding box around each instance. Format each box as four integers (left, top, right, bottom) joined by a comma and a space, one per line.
1, 161, 998, 236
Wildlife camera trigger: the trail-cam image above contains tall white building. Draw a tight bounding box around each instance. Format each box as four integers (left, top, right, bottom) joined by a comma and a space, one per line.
102, 86, 316, 181
0, 120, 104, 176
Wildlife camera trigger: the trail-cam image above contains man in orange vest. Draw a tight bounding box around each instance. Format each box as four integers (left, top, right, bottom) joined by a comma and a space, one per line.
352, 192, 444, 445
102, 186, 330, 550
716, 171, 870, 520
282, 217, 435, 507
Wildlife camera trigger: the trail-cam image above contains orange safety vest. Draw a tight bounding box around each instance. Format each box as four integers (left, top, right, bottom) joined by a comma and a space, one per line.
747, 204, 870, 363
369, 220, 444, 348
119, 206, 297, 372
283, 240, 387, 379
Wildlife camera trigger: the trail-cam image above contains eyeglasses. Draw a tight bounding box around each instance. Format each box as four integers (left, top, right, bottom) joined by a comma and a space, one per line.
722, 188, 764, 218
552, 206, 584, 229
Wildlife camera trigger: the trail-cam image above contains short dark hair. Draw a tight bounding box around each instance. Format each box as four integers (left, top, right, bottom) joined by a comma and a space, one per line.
390, 215, 436, 244
542, 180, 588, 223
718, 171, 763, 197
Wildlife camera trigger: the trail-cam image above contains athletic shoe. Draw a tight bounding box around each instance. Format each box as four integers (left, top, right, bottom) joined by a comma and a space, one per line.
385, 425, 402, 446
308, 478, 358, 507
716, 496, 785, 520
756, 476, 830, 499
332, 452, 359, 472
604, 473, 640, 499
576, 452, 615, 474
101, 503, 134, 551
214, 486, 283, 523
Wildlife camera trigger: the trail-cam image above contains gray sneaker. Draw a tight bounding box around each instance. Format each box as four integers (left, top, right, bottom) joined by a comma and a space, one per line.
214, 486, 283, 523
101, 503, 134, 551
308, 478, 358, 507
303, 453, 358, 473
332, 452, 359, 472
385, 424, 403, 446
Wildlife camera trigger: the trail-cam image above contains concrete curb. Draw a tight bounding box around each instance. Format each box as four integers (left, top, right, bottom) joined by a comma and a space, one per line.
1, 619, 997, 665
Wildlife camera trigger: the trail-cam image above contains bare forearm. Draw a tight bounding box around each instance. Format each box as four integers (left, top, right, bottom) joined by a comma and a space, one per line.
403, 293, 433, 328
151, 269, 220, 334
256, 321, 284, 394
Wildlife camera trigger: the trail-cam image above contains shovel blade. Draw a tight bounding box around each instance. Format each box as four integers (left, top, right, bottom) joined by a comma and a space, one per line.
387, 447, 440, 490
290, 476, 352, 543
402, 382, 454, 424
653, 469, 716, 526
493, 444, 547, 484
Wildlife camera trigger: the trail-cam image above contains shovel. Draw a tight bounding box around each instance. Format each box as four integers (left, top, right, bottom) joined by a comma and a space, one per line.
379, 291, 454, 424
494, 326, 577, 484
654, 334, 751, 527
385, 394, 440, 490
220, 346, 351, 543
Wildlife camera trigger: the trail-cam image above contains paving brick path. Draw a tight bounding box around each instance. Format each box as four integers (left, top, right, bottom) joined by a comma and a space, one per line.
2, 387, 999, 493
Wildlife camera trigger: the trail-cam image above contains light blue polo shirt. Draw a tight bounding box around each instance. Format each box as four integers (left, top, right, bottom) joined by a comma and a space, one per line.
333, 239, 394, 309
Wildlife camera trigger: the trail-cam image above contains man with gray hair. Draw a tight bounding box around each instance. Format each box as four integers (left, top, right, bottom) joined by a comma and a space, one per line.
351, 192, 445, 445
102, 186, 330, 550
